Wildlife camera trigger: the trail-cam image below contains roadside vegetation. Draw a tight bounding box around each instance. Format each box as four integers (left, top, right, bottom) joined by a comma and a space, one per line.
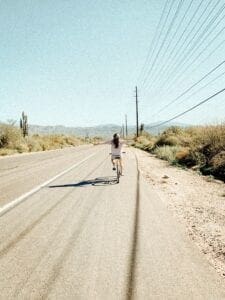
0, 123, 101, 156
132, 124, 225, 182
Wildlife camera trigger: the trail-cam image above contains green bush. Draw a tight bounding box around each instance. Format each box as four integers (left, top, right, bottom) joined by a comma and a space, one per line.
133, 135, 156, 151
154, 145, 182, 164
132, 124, 225, 181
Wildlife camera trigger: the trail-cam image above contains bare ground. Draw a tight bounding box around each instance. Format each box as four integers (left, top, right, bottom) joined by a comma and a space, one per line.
133, 147, 225, 278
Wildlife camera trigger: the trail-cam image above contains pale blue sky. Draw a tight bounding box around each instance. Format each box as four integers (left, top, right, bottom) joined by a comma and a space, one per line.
0, 0, 224, 127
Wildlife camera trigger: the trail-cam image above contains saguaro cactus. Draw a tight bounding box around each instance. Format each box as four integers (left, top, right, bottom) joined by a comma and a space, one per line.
20, 111, 28, 137
140, 123, 144, 135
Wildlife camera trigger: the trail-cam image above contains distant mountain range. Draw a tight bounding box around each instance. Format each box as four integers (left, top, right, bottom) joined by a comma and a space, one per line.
29, 122, 189, 138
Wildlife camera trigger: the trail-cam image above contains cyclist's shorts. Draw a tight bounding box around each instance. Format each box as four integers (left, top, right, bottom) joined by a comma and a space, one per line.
112, 154, 121, 159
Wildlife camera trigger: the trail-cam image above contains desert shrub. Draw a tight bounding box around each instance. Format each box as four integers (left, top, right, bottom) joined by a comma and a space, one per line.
141, 131, 154, 139
0, 126, 86, 156
154, 145, 182, 164
155, 135, 180, 147
209, 151, 225, 181
138, 136, 155, 150
64, 136, 78, 146
211, 151, 225, 169
15, 143, 29, 153
198, 125, 225, 157
163, 126, 184, 136
27, 138, 43, 152
91, 136, 103, 145
132, 123, 225, 180
134, 142, 145, 150
155, 126, 187, 147
133, 135, 156, 151
0, 124, 22, 148
180, 148, 206, 167
175, 147, 190, 161
34, 134, 78, 150
177, 135, 193, 147
0, 148, 17, 156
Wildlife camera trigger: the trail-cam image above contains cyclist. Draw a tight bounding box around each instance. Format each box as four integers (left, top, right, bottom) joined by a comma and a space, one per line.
111, 133, 123, 174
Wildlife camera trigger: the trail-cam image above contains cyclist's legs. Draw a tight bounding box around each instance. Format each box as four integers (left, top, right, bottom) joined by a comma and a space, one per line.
111, 155, 122, 173
111, 156, 115, 166
111, 156, 117, 170
118, 158, 123, 174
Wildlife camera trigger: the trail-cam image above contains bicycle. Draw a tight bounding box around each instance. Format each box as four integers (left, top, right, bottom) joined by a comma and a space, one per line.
110, 152, 125, 183
114, 155, 122, 183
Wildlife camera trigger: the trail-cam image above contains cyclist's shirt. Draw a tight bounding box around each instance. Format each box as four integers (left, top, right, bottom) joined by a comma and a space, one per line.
111, 141, 123, 156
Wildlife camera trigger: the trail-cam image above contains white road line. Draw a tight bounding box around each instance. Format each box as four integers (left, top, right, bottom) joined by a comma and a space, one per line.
0, 152, 97, 217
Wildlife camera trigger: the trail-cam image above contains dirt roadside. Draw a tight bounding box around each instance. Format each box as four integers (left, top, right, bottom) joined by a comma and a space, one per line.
133, 147, 225, 278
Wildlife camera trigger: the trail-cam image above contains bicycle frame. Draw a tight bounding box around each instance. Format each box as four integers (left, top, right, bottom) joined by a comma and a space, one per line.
114, 158, 121, 183
110, 152, 125, 184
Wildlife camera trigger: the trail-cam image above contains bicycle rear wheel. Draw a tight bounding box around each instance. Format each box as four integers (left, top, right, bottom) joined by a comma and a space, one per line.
116, 163, 120, 183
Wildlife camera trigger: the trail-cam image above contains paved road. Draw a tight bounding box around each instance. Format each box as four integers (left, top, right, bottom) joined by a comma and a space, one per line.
0, 145, 224, 299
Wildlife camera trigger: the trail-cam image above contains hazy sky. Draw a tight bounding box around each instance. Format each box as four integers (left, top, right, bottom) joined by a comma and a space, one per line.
0, 0, 225, 127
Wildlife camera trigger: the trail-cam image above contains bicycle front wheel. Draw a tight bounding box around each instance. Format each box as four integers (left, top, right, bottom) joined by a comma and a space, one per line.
116, 163, 120, 183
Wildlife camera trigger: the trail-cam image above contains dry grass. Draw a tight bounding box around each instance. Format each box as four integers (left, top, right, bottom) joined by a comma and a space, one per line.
154, 145, 182, 164
0, 124, 23, 149
133, 124, 225, 181
0, 124, 96, 156
132, 133, 156, 151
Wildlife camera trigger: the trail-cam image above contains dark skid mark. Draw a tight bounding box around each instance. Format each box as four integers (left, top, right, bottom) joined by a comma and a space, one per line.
0, 184, 79, 257
0, 166, 18, 171
12, 196, 85, 298
0, 154, 110, 257
40, 194, 103, 299
126, 153, 140, 300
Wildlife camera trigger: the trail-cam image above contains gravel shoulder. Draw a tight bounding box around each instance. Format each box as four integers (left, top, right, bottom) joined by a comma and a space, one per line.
133, 147, 225, 278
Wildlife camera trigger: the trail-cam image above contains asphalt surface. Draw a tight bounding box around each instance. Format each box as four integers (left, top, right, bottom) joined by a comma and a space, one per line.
0, 145, 225, 299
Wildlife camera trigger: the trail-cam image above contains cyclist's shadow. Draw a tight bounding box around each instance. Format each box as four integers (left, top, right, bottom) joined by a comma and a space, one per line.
49, 176, 118, 188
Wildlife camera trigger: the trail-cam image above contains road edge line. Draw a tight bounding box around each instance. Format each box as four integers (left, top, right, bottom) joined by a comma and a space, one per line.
0, 152, 97, 217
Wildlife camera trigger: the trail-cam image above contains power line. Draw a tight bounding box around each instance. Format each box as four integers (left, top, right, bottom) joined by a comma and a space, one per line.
151, 70, 225, 119
146, 0, 222, 95
143, 0, 184, 88
159, 2, 225, 90
142, 0, 184, 88
143, 0, 206, 91
142, 0, 195, 89
177, 37, 225, 88
178, 70, 225, 105
140, 0, 175, 87
154, 60, 225, 115
151, 18, 225, 103
152, 1, 224, 96
148, 87, 225, 129
137, 0, 171, 86
149, 1, 225, 94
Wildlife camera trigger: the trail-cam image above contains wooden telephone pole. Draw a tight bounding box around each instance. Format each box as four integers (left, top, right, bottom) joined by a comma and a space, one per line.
125, 114, 128, 138
122, 124, 125, 139
135, 86, 139, 137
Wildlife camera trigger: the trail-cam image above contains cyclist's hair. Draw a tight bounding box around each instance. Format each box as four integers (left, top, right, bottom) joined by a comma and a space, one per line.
112, 133, 120, 148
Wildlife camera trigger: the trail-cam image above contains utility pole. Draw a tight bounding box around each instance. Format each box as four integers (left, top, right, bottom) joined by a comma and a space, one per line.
122, 124, 125, 139
135, 86, 139, 137
125, 114, 128, 138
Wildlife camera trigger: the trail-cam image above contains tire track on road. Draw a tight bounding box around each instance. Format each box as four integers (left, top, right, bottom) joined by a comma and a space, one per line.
126, 152, 140, 300
19, 156, 110, 298
0, 154, 109, 258
0, 152, 100, 217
